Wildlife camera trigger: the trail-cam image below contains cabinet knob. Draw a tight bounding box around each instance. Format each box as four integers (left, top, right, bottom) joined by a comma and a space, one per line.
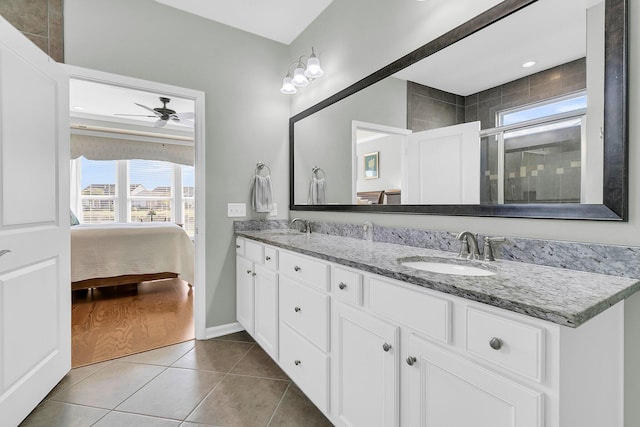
236, 244, 240, 248
382, 343, 392, 352
406, 356, 417, 366
266, 256, 271, 261
294, 265, 301, 272
339, 282, 347, 290
489, 337, 503, 350
252, 272, 257, 277
294, 307, 301, 312
246, 269, 252, 275
0, 249, 11, 257
294, 360, 301, 366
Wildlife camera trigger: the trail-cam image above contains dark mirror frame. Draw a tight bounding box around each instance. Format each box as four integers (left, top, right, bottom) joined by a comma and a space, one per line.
289, 0, 628, 220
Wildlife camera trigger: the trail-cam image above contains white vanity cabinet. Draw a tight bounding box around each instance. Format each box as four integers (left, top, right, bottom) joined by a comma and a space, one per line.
236, 236, 626, 427
235, 237, 278, 358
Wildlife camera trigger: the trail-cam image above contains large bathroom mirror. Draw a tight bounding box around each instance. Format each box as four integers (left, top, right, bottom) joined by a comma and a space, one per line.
290, 0, 628, 220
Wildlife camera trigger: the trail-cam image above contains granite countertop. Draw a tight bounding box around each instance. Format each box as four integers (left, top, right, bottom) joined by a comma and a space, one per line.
236, 229, 640, 328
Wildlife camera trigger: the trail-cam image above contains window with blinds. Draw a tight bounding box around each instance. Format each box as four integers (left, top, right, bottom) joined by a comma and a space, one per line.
129, 159, 174, 223
79, 157, 117, 223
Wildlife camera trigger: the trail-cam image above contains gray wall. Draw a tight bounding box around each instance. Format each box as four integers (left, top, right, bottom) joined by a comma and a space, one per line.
64, 0, 290, 329
289, 0, 640, 248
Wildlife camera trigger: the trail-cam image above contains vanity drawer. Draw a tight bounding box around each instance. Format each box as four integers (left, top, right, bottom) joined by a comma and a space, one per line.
279, 275, 330, 351
465, 308, 544, 382
235, 238, 245, 256
244, 239, 265, 264
369, 277, 451, 343
332, 266, 362, 305
279, 251, 329, 291
279, 322, 329, 413
264, 246, 278, 270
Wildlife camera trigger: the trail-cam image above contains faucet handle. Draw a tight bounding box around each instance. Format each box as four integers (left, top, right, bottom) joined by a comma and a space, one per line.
483, 236, 505, 261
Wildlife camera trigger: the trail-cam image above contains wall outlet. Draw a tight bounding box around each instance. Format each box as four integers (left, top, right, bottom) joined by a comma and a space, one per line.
227, 203, 246, 217
270, 203, 278, 217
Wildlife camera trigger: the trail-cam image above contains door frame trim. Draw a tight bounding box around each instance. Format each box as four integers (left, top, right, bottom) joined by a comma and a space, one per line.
62, 64, 207, 339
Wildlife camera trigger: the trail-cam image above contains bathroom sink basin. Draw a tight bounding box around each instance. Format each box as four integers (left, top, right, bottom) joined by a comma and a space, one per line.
399, 257, 496, 277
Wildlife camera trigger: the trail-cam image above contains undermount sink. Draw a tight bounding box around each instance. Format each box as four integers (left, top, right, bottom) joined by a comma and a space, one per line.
399, 257, 496, 277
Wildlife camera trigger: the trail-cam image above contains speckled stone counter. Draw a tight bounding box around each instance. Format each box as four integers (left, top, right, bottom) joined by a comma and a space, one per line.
236, 229, 640, 328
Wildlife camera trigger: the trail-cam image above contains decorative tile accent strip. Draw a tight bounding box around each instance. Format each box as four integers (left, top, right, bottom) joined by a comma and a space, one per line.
233, 220, 640, 279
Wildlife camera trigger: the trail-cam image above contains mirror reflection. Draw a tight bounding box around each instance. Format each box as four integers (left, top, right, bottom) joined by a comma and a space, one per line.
293, 0, 606, 207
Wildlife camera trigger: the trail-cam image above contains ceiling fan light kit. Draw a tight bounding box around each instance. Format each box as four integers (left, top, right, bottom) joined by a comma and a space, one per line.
115, 96, 194, 127
280, 47, 324, 94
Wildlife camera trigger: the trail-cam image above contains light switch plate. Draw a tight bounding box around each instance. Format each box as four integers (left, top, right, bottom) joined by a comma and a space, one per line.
227, 203, 246, 217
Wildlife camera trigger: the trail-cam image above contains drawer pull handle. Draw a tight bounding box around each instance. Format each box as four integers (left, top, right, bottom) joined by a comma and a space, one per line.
252, 272, 257, 277
236, 245, 241, 248
406, 356, 417, 366
339, 282, 347, 290
294, 360, 301, 366
382, 343, 392, 352
294, 265, 301, 272
246, 269, 252, 275
266, 256, 271, 261
489, 337, 503, 350
294, 307, 301, 312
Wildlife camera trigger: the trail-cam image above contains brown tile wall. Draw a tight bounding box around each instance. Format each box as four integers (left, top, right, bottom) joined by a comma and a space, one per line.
0, 0, 64, 62
407, 58, 586, 131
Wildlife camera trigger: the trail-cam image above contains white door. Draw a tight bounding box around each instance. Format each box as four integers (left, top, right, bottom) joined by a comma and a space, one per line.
0, 16, 70, 426
254, 264, 278, 359
406, 334, 543, 427
236, 255, 255, 336
405, 121, 481, 204
332, 302, 399, 427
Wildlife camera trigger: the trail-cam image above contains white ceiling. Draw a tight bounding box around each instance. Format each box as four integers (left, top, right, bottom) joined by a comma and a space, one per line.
394, 0, 602, 96
154, 0, 334, 45
69, 79, 195, 133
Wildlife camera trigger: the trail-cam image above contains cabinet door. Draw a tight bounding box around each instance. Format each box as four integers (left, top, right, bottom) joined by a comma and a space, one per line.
406, 334, 543, 427
236, 256, 255, 336
254, 264, 278, 359
333, 302, 399, 427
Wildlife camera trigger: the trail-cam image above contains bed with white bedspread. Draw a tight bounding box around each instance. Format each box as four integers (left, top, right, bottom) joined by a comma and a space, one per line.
71, 222, 194, 290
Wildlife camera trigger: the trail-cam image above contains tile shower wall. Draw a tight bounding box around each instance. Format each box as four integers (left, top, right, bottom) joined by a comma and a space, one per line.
0, 0, 64, 62
407, 58, 586, 131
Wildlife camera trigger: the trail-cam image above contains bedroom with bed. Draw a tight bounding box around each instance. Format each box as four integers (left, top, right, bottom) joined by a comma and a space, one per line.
68, 79, 197, 366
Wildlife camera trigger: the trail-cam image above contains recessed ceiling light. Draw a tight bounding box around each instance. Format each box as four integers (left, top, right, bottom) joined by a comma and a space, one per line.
72, 105, 85, 111
522, 61, 536, 68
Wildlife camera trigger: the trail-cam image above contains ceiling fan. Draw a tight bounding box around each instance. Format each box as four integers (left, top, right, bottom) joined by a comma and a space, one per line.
116, 96, 194, 127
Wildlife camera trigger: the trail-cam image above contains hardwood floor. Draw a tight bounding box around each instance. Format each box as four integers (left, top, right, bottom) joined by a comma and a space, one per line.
71, 278, 194, 367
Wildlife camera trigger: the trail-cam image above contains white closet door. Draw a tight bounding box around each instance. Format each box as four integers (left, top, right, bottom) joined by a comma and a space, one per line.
0, 15, 70, 426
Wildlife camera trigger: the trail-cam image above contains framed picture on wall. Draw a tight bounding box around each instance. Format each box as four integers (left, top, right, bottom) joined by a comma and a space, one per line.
364, 151, 379, 180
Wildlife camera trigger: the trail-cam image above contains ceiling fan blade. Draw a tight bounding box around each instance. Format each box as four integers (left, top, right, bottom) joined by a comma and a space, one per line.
176, 112, 195, 120
153, 119, 167, 128
114, 114, 158, 117
135, 102, 162, 116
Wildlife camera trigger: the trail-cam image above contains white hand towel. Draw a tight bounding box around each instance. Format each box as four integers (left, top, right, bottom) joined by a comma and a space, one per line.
308, 177, 326, 205
253, 175, 273, 212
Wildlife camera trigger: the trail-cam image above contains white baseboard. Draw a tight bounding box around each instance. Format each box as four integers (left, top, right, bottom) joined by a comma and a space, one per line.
203, 322, 245, 340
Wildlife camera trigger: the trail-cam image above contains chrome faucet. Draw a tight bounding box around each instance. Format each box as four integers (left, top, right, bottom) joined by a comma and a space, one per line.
455, 230, 505, 261
455, 230, 480, 260
291, 217, 312, 234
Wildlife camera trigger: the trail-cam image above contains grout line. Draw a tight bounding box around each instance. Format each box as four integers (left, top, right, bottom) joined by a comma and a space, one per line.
266, 381, 292, 427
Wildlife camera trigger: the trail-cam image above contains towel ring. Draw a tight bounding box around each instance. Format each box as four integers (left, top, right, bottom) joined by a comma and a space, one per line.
312, 166, 325, 179
256, 161, 271, 177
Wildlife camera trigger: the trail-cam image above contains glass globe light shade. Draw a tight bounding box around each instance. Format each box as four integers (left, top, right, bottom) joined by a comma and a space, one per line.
292, 66, 309, 87
304, 56, 324, 79
280, 76, 297, 94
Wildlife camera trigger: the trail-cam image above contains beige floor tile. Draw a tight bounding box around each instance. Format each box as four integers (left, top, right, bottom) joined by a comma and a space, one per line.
93, 411, 180, 426
268, 383, 333, 427
46, 360, 113, 398
118, 341, 195, 366
231, 345, 289, 380
172, 339, 253, 373
48, 361, 165, 409
19, 400, 108, 427
116, 367, 224, 420
186, 374, 289, 427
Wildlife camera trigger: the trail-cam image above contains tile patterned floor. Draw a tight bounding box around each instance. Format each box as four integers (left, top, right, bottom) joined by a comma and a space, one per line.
20, 332, 333, 427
